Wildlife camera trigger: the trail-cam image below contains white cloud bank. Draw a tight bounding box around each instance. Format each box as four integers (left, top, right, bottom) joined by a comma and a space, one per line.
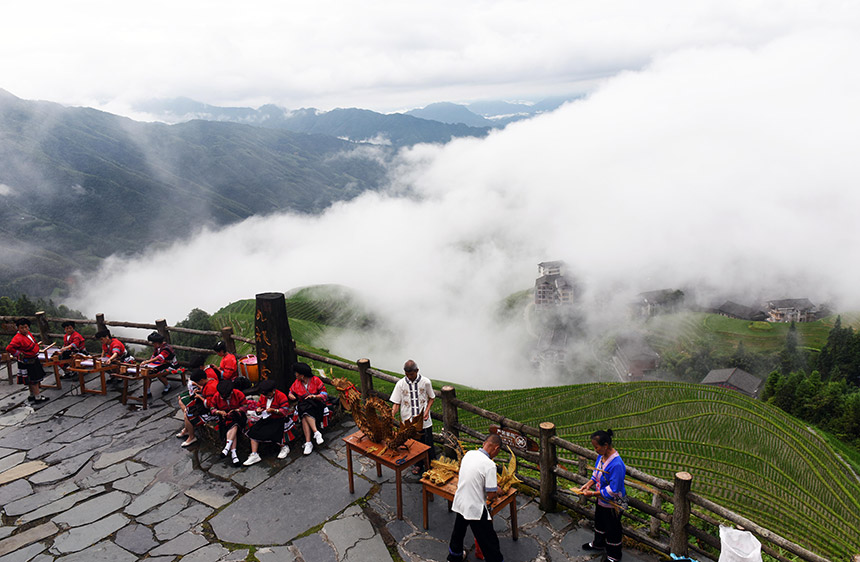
71, 29, 860, 388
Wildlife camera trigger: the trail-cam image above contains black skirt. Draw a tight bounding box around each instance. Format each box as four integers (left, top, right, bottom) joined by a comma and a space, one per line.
297, 398, 325, 425
17, 358, 46, 385
247, 416, 287, 444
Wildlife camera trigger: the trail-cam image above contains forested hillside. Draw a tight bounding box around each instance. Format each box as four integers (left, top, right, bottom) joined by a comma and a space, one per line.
0, 90, 387, 297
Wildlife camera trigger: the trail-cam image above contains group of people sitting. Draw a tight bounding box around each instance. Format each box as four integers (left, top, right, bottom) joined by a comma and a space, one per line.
176, 360, 331, 466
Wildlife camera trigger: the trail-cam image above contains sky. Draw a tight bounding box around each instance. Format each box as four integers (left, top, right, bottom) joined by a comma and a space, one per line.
3, 1, 856, 114
5, 1, 860, 387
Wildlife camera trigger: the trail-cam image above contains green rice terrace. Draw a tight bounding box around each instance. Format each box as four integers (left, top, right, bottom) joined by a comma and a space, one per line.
643, 311, 856, 355
212, 292, 860, 560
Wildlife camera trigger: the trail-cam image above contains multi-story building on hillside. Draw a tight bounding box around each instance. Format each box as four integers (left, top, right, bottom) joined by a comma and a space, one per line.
534, 261, 575, 308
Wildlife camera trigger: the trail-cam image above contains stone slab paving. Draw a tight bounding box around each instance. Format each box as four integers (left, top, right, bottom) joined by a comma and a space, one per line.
0, 383, 669, 562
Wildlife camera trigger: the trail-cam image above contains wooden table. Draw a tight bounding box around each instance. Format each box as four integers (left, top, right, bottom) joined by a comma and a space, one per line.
1, 353, 14, 384
67, 357, 116, 395
342, 430, 430, 520
420, 475, 519, 539
38, 353, 67, 390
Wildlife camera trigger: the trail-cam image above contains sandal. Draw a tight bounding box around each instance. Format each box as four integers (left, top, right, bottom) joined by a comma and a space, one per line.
33, 395, 50, 402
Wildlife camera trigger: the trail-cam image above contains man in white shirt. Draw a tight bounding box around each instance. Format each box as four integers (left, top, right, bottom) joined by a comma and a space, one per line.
390, 359, 436, 474
447, 434, 504, 562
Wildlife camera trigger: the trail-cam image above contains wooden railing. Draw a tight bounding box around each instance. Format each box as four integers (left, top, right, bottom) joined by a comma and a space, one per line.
327, 357, 834, 562
0, 312, 253, 358
0, 312, 846, 561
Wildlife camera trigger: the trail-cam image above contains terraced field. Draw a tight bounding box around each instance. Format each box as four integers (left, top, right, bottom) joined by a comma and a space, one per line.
456, 382, 860, 561
644, 312, 847, 355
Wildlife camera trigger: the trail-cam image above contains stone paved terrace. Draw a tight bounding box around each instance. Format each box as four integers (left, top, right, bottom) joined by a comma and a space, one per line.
0, 375, 667, 562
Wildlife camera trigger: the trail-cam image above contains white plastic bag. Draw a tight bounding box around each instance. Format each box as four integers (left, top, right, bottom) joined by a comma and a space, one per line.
718, 526, 763, 562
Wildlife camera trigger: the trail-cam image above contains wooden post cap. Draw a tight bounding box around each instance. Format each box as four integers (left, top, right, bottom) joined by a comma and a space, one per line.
676, 472, 692, 481
442, 385, 454, 392
540, 422, 556, 431
357, 358, 370, 366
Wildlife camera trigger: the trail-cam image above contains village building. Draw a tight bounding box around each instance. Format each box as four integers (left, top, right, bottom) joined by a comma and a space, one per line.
534, 261, 575, 308
614, 333, 660, 378
764, 298, 818, 323
701, 367, 764, 398
715, 300, 767, 321
633, 289, 685, 318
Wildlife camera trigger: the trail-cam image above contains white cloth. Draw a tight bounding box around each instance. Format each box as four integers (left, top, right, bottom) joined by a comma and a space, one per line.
390, 374, 435, 429
451, 449, 498, 521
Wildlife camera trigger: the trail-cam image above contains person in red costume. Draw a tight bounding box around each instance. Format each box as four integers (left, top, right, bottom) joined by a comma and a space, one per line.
95, 329, 132, 385
5, 318, 49, 403
213, 341, 237, 381
288, 362, 328, 455
243, 379, 293, 465
207, 379, 247, 465
57, 321, 87, 378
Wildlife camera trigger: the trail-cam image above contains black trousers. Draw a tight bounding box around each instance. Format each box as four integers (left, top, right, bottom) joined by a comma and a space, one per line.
593, 504, 623, 561
448, 508, 503, 562
417, 426, 436, 470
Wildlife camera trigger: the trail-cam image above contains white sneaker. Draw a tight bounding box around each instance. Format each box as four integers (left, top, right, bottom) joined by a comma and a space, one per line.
313, 431, 324, 445
278, 445, 290, 459
303, 441, 313, 455
243, 452, 261, 466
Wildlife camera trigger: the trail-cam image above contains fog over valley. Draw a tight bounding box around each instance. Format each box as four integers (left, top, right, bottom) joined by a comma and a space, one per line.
68, 30, 860, 388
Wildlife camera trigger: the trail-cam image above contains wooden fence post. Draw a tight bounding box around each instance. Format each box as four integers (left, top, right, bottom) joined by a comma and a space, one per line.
670, 471, 693, 556
650, 492, 663, 538
220, 327, 236, 354
34, 311, 50, 344
96, 313, 106, 333
254, 292, 296, 393
357, 358, 373, 399
578, 458, 589, 506
441, 386, 459, 458
155, 319, 170, 343
539, 421, 558, 512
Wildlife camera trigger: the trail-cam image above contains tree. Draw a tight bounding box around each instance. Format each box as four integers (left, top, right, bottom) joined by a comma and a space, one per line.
779, 321, 806, 375
171, 308, 217, 362
770, 371, 803, 412
15, 295, 36, 316
761, 370, 781, 402
793, 370, 821, 419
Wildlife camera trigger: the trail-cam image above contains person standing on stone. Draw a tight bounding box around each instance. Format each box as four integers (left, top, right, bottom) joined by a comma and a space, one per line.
6, 318, 49, 403
447, 433, 504, 562
579, 428, 627, 562
390, 359, 436, 475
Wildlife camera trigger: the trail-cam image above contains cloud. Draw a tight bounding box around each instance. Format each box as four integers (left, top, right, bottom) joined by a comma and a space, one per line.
0, 183, 12, 196
4, 1, 860, 113
70, 28, 860, 388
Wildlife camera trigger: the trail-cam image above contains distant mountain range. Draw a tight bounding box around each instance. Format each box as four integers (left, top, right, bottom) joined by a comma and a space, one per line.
0, 89, 579, 298
133, 98, 491, 147
0, 89, 388, 297
134, 94, 580, 139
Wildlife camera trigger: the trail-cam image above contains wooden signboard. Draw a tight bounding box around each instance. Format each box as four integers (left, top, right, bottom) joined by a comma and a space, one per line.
254, 292, 297, 392
490, 424, 538, 452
